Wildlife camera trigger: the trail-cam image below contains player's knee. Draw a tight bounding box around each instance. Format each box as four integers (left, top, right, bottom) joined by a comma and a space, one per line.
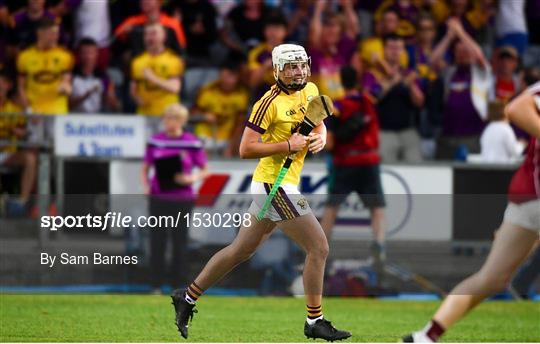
321, 246, 330, 260
307, 240, 329, 261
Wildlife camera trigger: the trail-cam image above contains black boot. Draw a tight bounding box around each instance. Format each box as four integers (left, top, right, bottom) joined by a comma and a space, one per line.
171, 289, 198, 339
304, 318, 351, 342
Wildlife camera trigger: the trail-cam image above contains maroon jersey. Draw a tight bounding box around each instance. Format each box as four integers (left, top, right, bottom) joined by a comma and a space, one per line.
328, 93, 380, 166
508, 82, 540, 204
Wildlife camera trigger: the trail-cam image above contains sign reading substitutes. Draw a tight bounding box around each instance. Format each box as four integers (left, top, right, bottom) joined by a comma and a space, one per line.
54, 115, 145, 158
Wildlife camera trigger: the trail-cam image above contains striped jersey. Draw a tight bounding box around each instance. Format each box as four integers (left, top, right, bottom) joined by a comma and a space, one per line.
246, 82, 319, 186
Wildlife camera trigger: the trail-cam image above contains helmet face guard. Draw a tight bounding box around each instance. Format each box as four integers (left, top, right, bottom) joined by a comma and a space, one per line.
272, 44, 311, 91
274, 60, 311, 91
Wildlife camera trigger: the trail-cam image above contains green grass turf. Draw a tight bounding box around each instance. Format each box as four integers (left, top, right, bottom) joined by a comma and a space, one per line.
0, 294, 539, 342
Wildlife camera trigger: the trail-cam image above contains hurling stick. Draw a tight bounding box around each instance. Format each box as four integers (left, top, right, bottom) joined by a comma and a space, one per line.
256, 95, 333, 221
383, 262, 447, 298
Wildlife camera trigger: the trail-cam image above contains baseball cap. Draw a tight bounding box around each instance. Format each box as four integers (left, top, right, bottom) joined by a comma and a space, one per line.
498, 45, 518, 59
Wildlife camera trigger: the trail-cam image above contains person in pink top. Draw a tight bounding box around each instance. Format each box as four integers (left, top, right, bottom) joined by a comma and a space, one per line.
402, 82, 540, 342
141, 103, 208, 293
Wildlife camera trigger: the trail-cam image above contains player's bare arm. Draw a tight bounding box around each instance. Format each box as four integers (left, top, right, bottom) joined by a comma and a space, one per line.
239, 127, 307, 159
506, 91, 540, 139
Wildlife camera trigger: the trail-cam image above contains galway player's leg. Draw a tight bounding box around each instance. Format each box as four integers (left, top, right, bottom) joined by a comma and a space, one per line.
279, 212, 352, 341
403, 219, 538, 342
404, 83, 540, 342
171, 215, 275, 338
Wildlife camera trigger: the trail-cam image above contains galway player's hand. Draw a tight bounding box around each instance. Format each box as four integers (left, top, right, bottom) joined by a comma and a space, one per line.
288, 133, 308, 153
308, 132, 326, 154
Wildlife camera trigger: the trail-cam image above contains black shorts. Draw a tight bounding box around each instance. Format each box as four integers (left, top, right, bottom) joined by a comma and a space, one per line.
327, 165, 386, 208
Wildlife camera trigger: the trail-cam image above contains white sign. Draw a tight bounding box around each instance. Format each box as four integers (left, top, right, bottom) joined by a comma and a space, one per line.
54, 115, 146, 158
204, 162, 453, 241
109, 160, 453, 242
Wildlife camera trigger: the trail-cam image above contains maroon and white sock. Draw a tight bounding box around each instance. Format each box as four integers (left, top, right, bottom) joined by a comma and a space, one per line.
420, 320, 445, 342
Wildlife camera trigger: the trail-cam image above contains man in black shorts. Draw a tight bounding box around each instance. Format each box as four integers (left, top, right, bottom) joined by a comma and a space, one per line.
320, 66, 387, 261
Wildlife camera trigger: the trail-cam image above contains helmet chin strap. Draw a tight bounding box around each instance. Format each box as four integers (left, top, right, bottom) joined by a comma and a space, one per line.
277, 78, 307, 91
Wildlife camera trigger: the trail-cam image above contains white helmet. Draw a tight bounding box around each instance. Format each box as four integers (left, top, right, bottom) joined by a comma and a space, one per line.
271, 44, 311, 91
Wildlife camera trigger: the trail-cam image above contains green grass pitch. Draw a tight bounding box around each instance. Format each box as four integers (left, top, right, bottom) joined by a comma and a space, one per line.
1, 294, 539, 342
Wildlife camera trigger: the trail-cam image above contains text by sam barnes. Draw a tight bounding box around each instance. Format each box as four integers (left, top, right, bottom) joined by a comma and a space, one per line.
41, 253, 138, 267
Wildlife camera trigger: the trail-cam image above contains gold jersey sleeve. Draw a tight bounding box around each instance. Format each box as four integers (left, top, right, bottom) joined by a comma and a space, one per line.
248, 82, 319, 186
246, 86, 280, 134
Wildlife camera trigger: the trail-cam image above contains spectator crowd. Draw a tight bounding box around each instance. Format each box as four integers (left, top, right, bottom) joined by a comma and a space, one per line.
1, 0, 540, 164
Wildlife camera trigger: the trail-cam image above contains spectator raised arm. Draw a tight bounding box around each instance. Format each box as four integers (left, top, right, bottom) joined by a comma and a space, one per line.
309, 0, 359, 51
339, 0, 360, 40
430, 17, 488, 70
308, 0, 325, 50
429, 23, 455, 69
448, 17, 489, 69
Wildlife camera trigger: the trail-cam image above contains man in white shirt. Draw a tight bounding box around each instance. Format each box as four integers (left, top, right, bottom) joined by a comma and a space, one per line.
480, 101, 526, 163
70, 38, 119, 113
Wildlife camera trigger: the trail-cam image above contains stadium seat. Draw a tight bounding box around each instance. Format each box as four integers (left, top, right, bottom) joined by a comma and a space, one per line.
181, 67, 219, 108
